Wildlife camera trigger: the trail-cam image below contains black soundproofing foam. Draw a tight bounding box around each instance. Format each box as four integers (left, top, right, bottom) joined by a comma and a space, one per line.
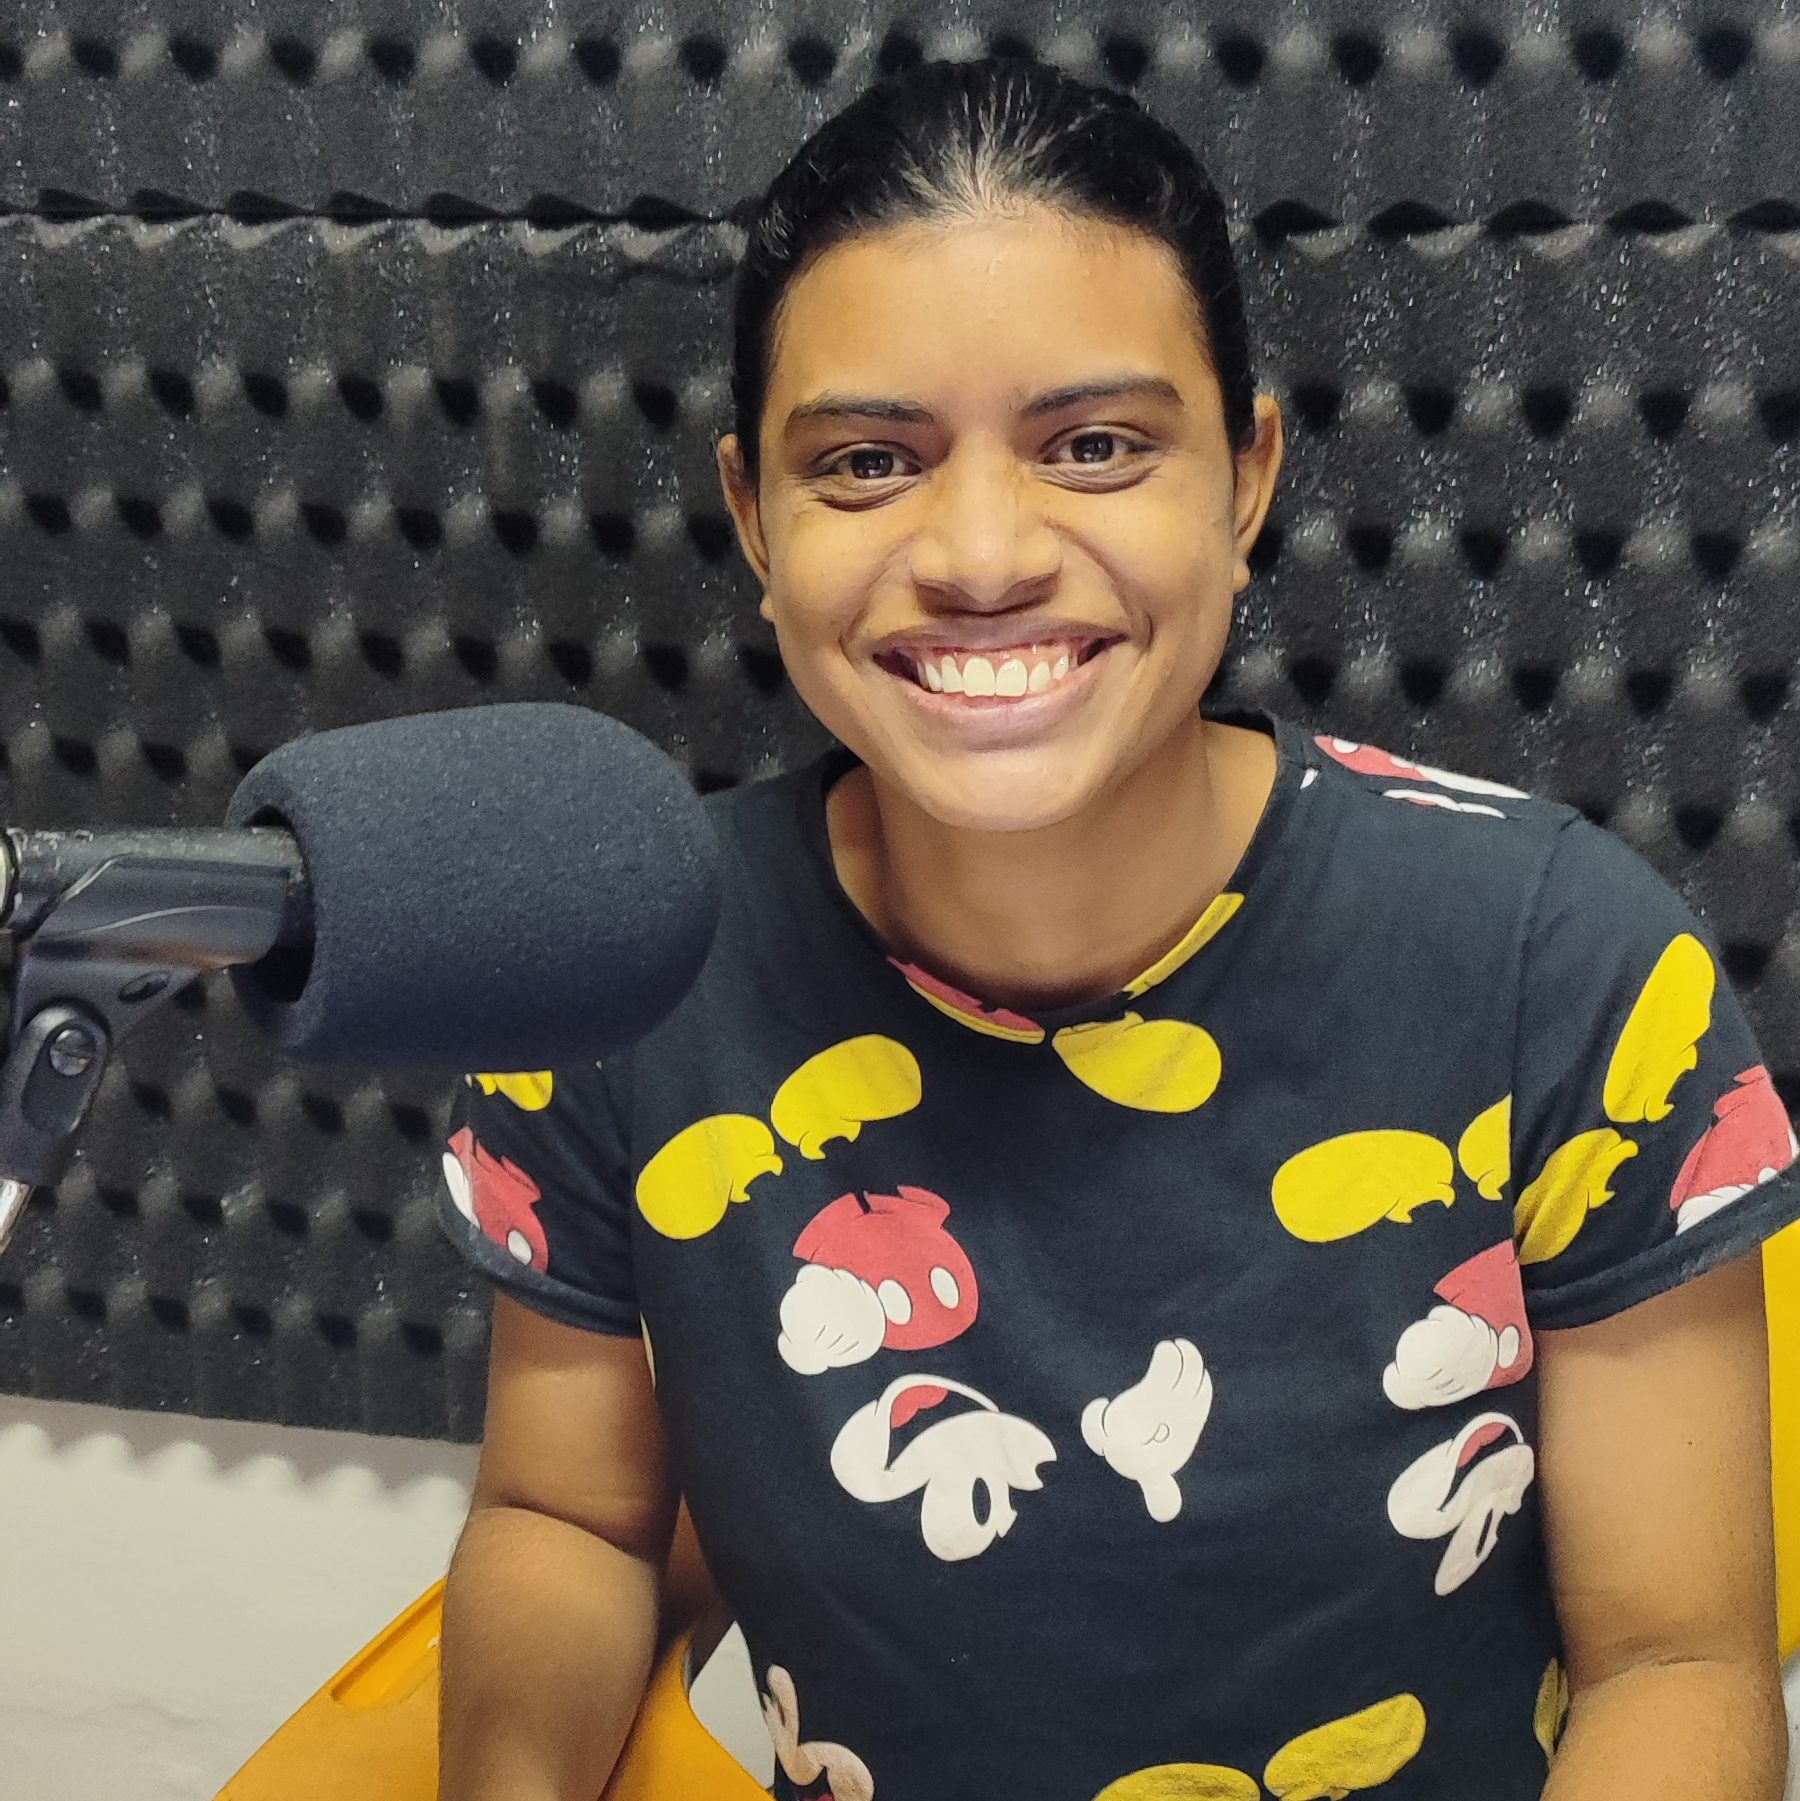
0, 7, 1794, 1440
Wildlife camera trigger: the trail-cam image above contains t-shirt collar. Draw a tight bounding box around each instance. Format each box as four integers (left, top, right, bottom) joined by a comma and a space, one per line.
790, 704, 1308, 1040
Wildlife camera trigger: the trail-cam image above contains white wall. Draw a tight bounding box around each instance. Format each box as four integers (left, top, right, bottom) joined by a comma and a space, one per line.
0, 1392, 1792, 1800
0, 1394, 773, 1801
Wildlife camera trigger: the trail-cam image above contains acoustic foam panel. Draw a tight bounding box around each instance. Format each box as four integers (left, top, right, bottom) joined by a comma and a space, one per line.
0, 5, 1793, 1439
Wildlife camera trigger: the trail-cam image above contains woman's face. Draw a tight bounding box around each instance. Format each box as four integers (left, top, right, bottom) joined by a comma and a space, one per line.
718, 205, 1283, 835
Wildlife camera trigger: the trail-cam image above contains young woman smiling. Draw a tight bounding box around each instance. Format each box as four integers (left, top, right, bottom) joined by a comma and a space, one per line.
436, 54, 1796, 1801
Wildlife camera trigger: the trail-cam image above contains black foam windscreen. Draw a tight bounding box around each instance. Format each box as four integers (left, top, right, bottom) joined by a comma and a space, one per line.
222, 703, 720, 1068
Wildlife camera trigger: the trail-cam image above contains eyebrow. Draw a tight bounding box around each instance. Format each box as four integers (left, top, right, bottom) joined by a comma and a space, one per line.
781, 374, 1185, 440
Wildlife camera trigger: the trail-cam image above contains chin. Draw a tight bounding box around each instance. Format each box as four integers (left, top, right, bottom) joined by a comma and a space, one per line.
904, 757, 1100, 835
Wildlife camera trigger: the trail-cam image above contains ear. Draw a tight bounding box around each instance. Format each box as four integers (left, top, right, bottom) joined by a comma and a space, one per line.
717, 432, 773, 592
1228, 393, 1284, 596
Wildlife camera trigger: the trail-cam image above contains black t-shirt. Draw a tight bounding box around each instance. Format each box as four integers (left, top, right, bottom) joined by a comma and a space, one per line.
437, 707, 1800, 1801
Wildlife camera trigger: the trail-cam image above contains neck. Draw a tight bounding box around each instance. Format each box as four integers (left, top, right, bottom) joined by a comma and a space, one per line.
827, 714, 1276, 1015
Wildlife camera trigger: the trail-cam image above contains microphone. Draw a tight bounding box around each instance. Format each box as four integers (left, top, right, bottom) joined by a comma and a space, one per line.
1, 701, 723, 1066
220, 701, 722, 1068
0, 703, 723, 1246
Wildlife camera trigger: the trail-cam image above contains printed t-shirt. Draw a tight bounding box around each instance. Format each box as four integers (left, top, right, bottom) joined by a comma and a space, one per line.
438, 707, 1800, 1801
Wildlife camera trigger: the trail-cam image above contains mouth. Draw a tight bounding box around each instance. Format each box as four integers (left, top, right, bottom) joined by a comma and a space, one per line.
873, 636, 1119, 702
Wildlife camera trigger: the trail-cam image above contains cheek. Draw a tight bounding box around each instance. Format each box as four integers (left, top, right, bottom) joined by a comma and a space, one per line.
760, 591, 875, 746
770, 517, 878, 611
778, 494, 892, 572
1099, 483, 1235, 582
767, 592, 861, 684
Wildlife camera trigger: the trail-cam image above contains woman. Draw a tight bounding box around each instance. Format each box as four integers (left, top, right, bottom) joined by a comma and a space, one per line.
435, 55, 1796, 1801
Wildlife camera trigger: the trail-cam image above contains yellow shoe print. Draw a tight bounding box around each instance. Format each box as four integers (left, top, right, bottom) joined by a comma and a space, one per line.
1093, 1766, 1260, 1801
1272, 1132, 1457, 1243
1052, 1014, 1223, 1114
1512, 1128, 1638, 1265
771, 1035, 923, 1158
469, 1070, 554, 1110
1603, 934, 1714, 1124
636, 1114, 784, 1240
1457, 1095, 1511, 1198
1263, 1693, 1427, 1799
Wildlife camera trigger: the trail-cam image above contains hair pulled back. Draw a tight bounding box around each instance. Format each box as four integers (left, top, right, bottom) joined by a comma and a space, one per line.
727, 53, 1256, 489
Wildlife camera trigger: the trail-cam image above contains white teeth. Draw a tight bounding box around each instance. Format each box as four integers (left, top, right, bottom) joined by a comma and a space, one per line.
901, 639, 1105, 698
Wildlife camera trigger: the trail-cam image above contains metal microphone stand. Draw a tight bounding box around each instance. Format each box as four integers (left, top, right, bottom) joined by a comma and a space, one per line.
0, 830, 303, 1255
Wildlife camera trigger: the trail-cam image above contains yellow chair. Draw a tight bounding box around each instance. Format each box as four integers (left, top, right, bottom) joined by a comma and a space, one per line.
217, 1503, 766, 1801
1770, 1217, 1800, 1662
220, 1223, 1800, 1799
214, 1584, 765, 1801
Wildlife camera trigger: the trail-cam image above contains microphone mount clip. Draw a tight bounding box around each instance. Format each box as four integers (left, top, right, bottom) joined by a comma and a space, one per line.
0, 831, 300, 1254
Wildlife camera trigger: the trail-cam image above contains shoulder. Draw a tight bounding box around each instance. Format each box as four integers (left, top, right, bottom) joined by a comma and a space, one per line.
1302, 732, 1746, 1109
695, 756, 835, 936
700, 752, 825, 840
629, 753, 852, 1040
1300, 727, 1708, 956
1299, 726, 1579, 919
1306, 729, 1566, 825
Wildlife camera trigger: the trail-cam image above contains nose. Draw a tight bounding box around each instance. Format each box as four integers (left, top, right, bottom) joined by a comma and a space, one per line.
906, 441, 1062, 609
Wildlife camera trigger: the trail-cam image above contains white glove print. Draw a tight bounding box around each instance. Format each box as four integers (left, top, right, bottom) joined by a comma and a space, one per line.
777, 1262, 889, 1375
1383, 1304, 1521, 1411
1081, 1337, 1213, 1523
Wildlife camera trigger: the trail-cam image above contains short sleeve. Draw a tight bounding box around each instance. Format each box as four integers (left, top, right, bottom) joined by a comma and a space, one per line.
433, 1062, 641, 1336
1510, 814, 1800, 1330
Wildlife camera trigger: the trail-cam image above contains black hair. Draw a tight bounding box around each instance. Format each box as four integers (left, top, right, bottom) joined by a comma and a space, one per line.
727, 53, 1257, 491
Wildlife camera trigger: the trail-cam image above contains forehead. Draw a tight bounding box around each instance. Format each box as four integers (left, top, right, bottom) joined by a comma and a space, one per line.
767, 212, 1209, 417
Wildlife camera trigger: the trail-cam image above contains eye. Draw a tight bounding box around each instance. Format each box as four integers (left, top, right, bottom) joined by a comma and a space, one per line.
1050, 429, 1141, 467
819, 446, 911, 482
